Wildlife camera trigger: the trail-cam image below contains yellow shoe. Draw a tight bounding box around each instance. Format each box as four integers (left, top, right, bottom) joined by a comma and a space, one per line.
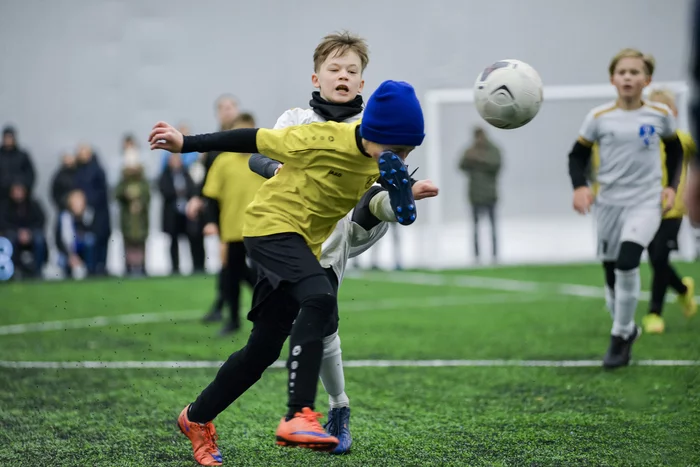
678, 277, 697, 318
642, 314, 665, 334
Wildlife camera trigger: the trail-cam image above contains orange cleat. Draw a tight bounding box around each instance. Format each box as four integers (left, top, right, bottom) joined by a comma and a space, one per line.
275, 407, 339, 451
177, 405, 223, 466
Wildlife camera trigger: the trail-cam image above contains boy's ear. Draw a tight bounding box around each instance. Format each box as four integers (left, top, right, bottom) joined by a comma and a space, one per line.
311, 73, 320, 89
358, 79, 365, 94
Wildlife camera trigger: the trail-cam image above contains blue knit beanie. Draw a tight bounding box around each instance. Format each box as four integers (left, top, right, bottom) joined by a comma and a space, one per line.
360, 80, 425, 147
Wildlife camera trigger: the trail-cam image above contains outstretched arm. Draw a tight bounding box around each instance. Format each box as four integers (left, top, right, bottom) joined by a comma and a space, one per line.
149, 121, 259, 154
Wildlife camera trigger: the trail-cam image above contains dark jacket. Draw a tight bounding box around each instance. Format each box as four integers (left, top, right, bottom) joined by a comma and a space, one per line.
51, 165, 76, 211
74, 154, 111, 237
0, 197, 45, 236
0, 145, 35, 200
459, 142, 502, 206
159, 167, 196, 235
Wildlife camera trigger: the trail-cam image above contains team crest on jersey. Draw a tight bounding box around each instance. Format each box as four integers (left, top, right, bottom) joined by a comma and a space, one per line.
639, 124, 657, 147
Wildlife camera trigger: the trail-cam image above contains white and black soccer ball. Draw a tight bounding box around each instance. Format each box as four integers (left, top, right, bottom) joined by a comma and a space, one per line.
474, 59, 543, 130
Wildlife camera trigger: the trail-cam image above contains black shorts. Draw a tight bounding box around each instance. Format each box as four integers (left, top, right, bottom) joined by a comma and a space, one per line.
650, 218, 683, 252
244, 233, 335, 327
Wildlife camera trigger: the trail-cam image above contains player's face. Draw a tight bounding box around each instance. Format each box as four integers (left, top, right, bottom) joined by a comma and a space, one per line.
312, 50, 364, 104
363, 141, 415, 161
611, 57, 650, 100
217, 99, 239, 129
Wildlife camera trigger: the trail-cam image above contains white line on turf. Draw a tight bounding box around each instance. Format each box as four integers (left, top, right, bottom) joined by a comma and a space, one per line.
0, 292, 553, 336
0, 359, 697, 369
348, 270, 700, 302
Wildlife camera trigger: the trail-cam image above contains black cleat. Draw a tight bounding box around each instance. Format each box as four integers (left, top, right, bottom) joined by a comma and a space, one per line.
603, 326, 641, 369
377, 151, 416, 226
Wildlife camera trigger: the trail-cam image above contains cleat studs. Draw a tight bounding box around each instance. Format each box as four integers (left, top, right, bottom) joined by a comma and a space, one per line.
400, 166, 407, 171
397, 216, 404, 223
391, 154, 398, 160
380, 170, 386, 176
410, 214, 416, 221
390, 169, 397, 174
396, 207, 402, 213
379, 158, 386, 164
402, 178, 409, 184
408, 204, 414, 211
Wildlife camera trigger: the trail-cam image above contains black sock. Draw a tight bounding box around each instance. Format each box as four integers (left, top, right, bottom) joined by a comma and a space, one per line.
189, 321, 287, 424
284, 294, 335, 420
668, 265, 687, 295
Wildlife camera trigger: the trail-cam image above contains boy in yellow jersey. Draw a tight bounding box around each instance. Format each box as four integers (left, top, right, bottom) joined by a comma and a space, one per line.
150, 79, 424, 465
642, 89, 697, 333
568, 49, 683, 369
201, 113, 263, 336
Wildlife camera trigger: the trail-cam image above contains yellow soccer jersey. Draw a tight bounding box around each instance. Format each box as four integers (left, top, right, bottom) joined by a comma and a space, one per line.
661, 130, 695, 219
592, 130, 695, 218
202, 152, 265, 242
245, 120, 380, 258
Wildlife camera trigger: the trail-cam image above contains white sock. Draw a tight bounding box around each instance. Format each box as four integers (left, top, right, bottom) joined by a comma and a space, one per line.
605, 285, 615, 319
319, 332, 350, 409
612, 268, 640, 338
369, 191, 396, 222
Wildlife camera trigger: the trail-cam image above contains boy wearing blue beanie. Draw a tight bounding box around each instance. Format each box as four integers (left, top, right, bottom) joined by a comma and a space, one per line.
149, 79, 424, 465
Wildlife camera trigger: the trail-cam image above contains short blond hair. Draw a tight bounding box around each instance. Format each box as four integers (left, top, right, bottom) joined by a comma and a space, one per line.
313, 31, 369, 73
609, 48, 655, 77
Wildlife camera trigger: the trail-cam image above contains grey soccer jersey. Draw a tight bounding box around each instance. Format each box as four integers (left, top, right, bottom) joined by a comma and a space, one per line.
579, 101, 677, 206
320, 208, 389, 284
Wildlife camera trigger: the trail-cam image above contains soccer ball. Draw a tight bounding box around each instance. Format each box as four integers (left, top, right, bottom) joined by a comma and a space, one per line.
474, 59, 543, 130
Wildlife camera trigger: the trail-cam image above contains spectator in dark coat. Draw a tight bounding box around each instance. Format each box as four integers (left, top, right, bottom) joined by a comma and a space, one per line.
51, 152, 77, 212
0, 182, 46, 278
159, 153, 204, 274
0, 126, 36, 203
74, 144, 111, 275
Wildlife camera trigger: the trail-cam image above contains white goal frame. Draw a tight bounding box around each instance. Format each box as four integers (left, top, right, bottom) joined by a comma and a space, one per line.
423, 81, 690, 229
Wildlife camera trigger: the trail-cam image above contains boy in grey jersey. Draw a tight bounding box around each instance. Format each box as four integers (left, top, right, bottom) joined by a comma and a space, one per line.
568, 49, 683, 369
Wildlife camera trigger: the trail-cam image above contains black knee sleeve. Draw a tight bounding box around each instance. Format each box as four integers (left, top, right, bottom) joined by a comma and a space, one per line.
616, 241, 644, 271
602, 261, 616, 289
292, 293, 337, 342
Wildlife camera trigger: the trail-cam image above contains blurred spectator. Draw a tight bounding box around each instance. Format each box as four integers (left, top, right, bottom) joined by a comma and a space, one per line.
159, 153, 204, 274
115, 144, 150, 277
0, 182, 46, 278
216, 94, 240, 132
50, 152, 77, 212
459, 127, 502, 263
74, 143, 111, 275
56, 189, 97, 279
0, 125, 36, 203
191, 94, 241, 318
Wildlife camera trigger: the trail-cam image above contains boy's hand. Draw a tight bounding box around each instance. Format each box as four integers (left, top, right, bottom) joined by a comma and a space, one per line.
661, 187, 676, 214
69, 254, 83, 268
573, 186, 593, 214
186, 197, 203, 220
203, 223, 219, 236
149, 121, 184, 152
411, 180, 439, 200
